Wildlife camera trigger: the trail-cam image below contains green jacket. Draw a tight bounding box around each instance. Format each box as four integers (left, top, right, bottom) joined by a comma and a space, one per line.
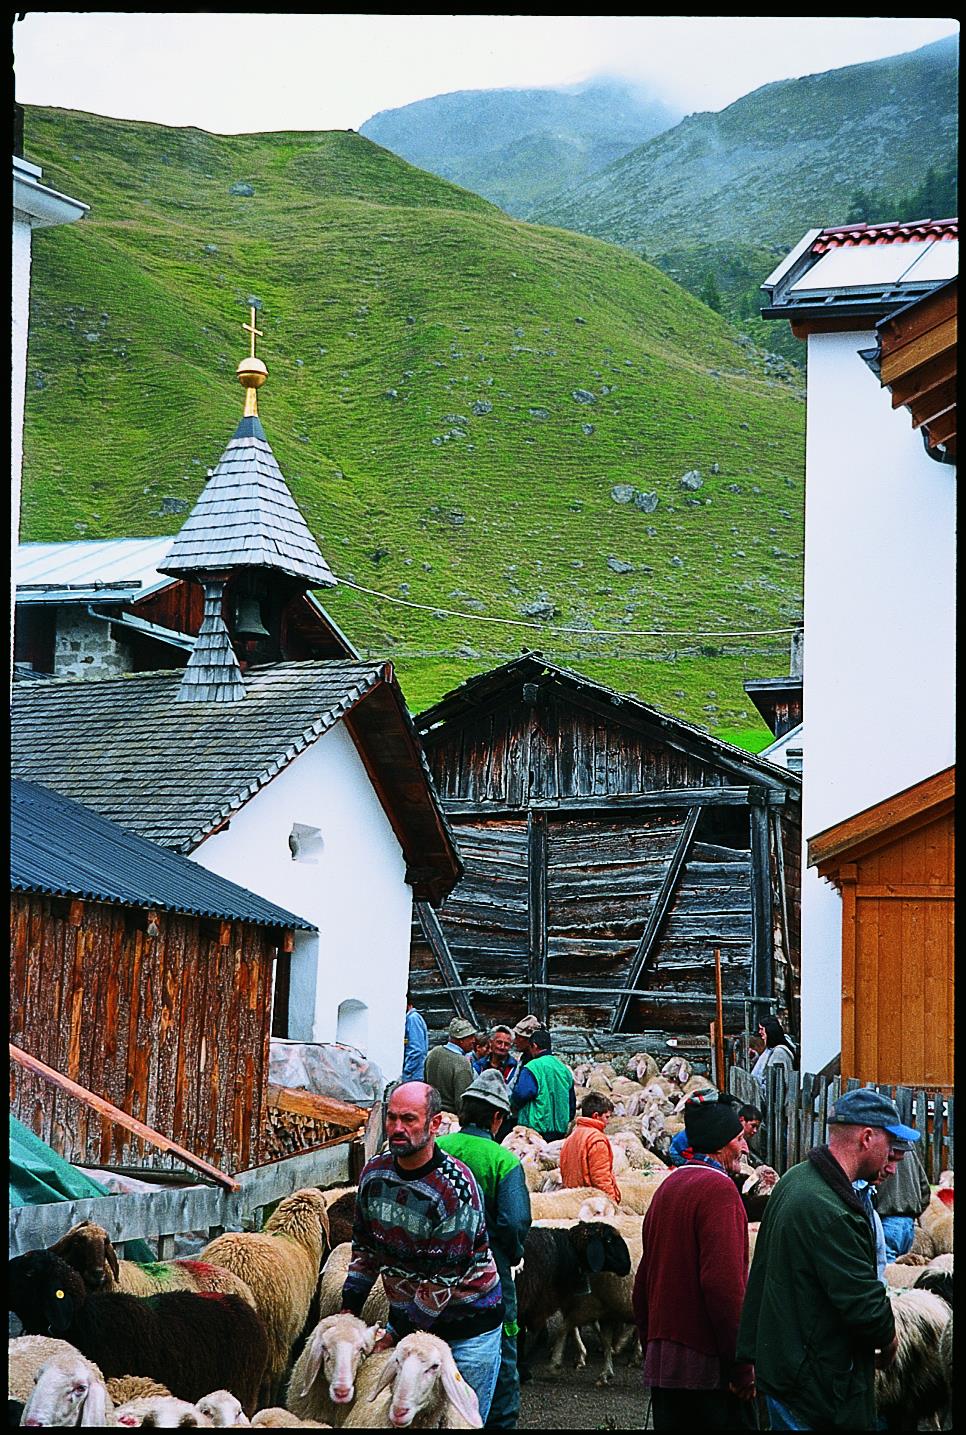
514, 1053, 574, 1137
437, 1126, 532, 1327
736, 1147, 896, 1431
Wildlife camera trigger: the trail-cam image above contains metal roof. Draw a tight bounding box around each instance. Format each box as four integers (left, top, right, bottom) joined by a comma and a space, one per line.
761, 218, 959, 322
16, 537, 176, 604
160, 416, 336, 587
11, 778, 314, 930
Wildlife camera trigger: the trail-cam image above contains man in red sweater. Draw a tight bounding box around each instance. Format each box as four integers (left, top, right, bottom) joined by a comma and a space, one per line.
632, 1090, 756, 1430
559, 1092, 621, 1204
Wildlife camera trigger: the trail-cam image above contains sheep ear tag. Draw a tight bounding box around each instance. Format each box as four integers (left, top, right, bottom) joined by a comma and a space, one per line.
47, 1285, 73, 1332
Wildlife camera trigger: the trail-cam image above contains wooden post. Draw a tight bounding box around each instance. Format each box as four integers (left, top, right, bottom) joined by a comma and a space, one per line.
709, 1021, 718, 1086
714, 948, 726, 1091
748, 787, 774, 1002
527, 811, 549, 1026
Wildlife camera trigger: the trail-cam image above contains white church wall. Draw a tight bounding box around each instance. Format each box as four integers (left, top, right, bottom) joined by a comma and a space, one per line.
189, 720, 413, 1085
800, 329, 956, 1073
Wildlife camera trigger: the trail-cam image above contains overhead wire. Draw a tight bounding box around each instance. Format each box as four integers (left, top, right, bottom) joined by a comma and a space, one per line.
332, 575, 801, 641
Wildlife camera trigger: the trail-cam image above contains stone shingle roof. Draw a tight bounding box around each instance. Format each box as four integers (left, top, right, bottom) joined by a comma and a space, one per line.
10, 660, 463, 904
11, 779, 314, 930
160, 415, 335, 587
11, 660, 389, 851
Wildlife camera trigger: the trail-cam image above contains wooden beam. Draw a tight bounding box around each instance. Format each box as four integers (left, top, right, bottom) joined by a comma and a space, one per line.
888, 351, 956, 409
749, 788, 774, 1002
611, 806, 702, 1033
442, 786, 767, 819
267, 1083, 367, 1129
808, 767, 954, 869
422, 980, 754, 1005
10, 1043, 239, 1190
527, 811, 549, 1025
415, 902, 479, 1029
924, 408, 957, 447
880, 316, 956, 384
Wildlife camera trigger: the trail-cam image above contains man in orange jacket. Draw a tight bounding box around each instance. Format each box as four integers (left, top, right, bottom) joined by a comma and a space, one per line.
559, 1092, 621, 1204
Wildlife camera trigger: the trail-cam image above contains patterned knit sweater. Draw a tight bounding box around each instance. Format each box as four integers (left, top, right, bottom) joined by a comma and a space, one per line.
342, 1147, 504, 1340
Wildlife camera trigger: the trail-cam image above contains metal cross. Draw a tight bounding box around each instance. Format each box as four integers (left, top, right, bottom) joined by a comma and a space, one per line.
243, 306, 263, 358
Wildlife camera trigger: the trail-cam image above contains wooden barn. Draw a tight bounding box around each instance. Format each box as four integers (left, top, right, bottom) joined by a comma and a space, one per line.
808, 767, 954, 1088
408, 656, 803, 1055
10, 778, 313, 1174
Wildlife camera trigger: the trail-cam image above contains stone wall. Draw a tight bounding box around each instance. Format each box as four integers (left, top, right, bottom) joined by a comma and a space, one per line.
53, 607, 132, 678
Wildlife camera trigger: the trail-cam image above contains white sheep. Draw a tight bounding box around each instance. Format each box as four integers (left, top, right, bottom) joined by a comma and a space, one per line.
529, 1186, 614, 1223
343, 1332, 482, 1428
286, 1315, 385, 1426
660, 1056, 692, 1085
886, 1252, 953, 1290
920, 1188, 954, 1255
615, 1168, 669, 1217
625, 1053, 659, 1085
315, 1245, 388, 1327
13, 1341, 114, 1427
875, 1286, 952, 1430
249, 1410, 330, 1427
114, 1395, 214, 1426
195, 1390, 251, 1426
608, 1132, 648, 1169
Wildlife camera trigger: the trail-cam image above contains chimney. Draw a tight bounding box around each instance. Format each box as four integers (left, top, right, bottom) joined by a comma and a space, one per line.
790, 627, 804, 678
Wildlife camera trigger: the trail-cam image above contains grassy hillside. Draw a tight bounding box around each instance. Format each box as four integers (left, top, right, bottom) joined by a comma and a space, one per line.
536, 37, 959, 365
359, 79, 680, 218
20, 105, 805, 741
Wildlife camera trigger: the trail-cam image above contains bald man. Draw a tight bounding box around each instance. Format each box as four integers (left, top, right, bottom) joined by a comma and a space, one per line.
341, 1081, 505, 1423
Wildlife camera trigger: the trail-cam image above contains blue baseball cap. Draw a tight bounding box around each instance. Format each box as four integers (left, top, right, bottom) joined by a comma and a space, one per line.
827, 1088, 919, 1145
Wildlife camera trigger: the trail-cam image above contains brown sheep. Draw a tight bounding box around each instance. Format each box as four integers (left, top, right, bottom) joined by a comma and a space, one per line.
51, 1220, 257, 1307
202, 1188, 331, 1407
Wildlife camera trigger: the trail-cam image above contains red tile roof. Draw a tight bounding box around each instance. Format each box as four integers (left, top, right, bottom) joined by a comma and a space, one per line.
813, 218, 957, 253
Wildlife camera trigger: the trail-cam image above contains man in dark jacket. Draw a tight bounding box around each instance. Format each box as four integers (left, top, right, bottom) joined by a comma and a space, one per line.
737, 1087, 917, 1431
632, 1090, 756, 1430
438, 1069, 532, 1429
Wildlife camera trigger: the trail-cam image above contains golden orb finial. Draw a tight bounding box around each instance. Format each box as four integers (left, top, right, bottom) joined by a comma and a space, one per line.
238, 305, 267, 416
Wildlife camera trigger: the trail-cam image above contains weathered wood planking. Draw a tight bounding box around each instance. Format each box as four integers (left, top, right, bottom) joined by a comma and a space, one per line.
10, 892, 279, 1174
411, 665, 801, 1051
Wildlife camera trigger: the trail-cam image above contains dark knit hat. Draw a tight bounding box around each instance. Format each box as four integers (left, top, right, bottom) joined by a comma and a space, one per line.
683, 1089, 743, 1153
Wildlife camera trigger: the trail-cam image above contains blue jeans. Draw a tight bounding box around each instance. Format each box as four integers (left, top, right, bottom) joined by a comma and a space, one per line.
449, 1324, 503, 1424
879, 1214, 916, 1264
485, 1323, 519, 1428
765, 1395, 886, 1431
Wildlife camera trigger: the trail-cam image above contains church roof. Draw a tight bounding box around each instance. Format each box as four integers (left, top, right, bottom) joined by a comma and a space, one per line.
11, 659, 463, 905
159, 414, 336, 587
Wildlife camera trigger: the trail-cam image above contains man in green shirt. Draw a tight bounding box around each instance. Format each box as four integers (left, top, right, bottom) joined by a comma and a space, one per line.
737, 1087, 914, 1430
438, 1069, 532, 1429
424, 1016, 476, 1115
510, 1027, 576, 1141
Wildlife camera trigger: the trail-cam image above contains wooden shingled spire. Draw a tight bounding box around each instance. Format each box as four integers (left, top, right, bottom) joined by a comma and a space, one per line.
163, 310, 336, 703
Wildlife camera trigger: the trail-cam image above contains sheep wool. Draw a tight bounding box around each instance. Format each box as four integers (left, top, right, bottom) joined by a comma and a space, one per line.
201, 1188, 331, 1405
287, 1313, 385, 1426
342, 1332, 483, 1429
315, 1244, 389, 1328
15, 1343, 114, 1427
51, 1220, 257, 1307
875, 1287, 952, 1431
114, 1393, 214, 1426
8, 1335, 102, 1405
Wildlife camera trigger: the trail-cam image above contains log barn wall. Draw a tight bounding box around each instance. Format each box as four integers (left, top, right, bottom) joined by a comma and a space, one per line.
411, 662, 802, 1056
10, 891, 277, 1173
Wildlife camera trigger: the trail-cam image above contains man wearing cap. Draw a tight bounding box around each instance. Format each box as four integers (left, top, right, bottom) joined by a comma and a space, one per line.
510, 1026, 576, 1142
632, 1089, 756, 1429
425, 1016, 477, 1116
507, 1016, 541, 1091
737, 1087, 915, 1431
438, 1069, 532, 1429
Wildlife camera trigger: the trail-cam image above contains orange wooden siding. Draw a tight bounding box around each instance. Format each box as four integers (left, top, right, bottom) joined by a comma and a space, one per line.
10, 892, 277, 1173
836, 810, 953, 1086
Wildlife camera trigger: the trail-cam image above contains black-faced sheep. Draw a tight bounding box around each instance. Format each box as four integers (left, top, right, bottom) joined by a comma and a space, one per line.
516, 1221, 631, 1379
286, 1313, 385, 1426
51, 1221, 257, 1307
13, 1339, 113, 1426
914, 1263, 954, 1307
8, 1250, 269, 1416
201, 1188, 331, 1406
875, 1286, 952, 1432
342, 1331, 482, 1428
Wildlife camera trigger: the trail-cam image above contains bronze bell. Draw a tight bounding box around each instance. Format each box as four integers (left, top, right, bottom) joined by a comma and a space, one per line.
234, 595, 270, 639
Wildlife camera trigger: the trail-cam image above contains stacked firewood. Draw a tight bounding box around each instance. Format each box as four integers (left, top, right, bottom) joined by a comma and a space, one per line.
263, 1083, 367, 1157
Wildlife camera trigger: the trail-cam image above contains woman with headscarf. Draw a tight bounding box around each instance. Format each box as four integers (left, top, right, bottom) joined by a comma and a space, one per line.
751, 1015, 796, 1101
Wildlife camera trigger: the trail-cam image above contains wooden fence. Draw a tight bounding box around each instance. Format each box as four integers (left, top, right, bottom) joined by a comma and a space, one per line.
728, 1066, 954, 1178
9, 1140, 355, 1261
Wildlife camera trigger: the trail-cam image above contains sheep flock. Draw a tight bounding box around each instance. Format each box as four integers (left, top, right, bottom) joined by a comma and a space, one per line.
7, 1058, 954, 1428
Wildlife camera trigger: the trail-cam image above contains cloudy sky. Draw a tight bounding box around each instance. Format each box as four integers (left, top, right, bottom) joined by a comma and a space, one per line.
14, 13, 959, 133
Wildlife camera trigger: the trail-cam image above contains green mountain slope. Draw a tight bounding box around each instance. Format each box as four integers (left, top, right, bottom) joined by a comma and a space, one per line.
20, 105, 804, 743
359, 78, 680, 218
536, 37, 958, 364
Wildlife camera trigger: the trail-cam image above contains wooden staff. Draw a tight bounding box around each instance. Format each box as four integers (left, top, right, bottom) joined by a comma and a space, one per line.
714, 948, 726, 1090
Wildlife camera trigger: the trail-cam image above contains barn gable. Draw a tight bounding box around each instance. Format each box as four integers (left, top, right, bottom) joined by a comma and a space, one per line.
410, 656, 801, 1055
